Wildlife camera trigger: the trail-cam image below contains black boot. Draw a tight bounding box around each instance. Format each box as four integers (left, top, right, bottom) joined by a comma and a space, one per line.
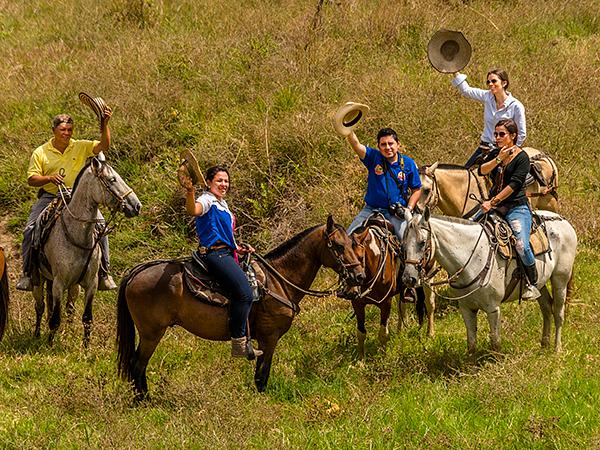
522, 264, 541, 300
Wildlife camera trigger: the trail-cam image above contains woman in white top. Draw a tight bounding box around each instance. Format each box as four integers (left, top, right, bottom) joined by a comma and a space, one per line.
451, 68, 526, 168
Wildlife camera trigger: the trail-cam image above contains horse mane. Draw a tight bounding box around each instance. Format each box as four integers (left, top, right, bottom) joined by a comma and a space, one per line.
264, 223, 344, 260
419, 163, 466, 174
71, 158, 95, 193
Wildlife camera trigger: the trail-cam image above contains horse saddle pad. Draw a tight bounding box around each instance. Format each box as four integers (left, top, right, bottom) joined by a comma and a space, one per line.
182, 252, 265, 308
492, 214, 550, 260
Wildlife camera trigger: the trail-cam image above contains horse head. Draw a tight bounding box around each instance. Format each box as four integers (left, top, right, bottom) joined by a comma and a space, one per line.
322, 215, 365, 286
401, 207, 433, 288
88, 157, 141, 218
417, 162, 439, 212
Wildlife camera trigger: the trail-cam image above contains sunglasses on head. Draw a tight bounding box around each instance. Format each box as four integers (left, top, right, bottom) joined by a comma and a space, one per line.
494, 131, 509, 137
486, 79, 500, 85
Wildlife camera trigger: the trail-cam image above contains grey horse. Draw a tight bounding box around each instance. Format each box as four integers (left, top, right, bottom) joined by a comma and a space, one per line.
34, 157, 141, 346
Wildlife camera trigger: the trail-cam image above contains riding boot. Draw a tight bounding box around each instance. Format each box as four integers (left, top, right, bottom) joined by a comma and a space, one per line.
522, 264, 541, 300
231, 337, 263, 359
98, 267, 117, 291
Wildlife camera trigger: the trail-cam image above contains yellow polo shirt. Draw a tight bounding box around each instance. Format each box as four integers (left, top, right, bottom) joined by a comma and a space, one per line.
27, 138, 99, 195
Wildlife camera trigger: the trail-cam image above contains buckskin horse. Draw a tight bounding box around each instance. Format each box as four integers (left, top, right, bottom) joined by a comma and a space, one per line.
0, 247, 9, 341
116, 215, 365, 399
402, 208, 576, 353
32, 157, 141, 346
343, 214, 434, 359
418, 148, 559, 218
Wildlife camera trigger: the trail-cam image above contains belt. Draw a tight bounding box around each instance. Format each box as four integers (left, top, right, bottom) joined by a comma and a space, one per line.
197, 243, 231, 254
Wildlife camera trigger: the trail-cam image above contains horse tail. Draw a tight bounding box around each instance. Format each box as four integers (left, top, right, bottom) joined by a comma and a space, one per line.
0, 259, 9, 341
415, 287, 425, 327
116, 271, 136, 382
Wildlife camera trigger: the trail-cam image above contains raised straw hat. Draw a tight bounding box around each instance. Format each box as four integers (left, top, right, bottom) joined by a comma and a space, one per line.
179, 149, 207, 187
332, 102, 370, 136
427, 29, 471, 73
78, 92, 111, 130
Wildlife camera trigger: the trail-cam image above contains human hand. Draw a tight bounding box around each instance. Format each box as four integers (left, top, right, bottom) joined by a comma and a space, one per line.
481, 200, 492, 213
101, 106, 112, 124
237, 243, 255, 254
177, 165, 194, 191
48, 172, 65, 185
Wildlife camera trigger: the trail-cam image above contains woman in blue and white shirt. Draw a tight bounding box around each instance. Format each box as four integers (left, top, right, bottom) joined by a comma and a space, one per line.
451, 68, 526, 168
182, 165, 262, 359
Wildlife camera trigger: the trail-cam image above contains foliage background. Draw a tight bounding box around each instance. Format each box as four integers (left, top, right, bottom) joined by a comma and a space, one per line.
0, 0, 598, 448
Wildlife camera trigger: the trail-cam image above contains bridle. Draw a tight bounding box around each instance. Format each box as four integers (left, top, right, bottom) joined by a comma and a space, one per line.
324, 227, 363, 283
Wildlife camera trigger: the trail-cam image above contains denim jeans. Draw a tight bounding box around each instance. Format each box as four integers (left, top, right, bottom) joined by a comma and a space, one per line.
347, 205, 406, 241
200, 248, 253, 338
22, 192, 110, 276
504, 204, 535, 267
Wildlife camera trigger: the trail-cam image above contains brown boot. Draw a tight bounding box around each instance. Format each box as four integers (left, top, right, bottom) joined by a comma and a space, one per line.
231, 337, 263, 360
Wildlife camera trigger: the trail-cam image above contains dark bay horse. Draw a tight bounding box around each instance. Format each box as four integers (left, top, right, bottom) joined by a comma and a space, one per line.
116, 215, 365, 399
343, 217, 433, 359
0, 247, 9, 341
34, 157, 140, 346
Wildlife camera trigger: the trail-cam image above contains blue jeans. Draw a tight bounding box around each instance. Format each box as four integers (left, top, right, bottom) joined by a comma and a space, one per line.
200, 248, 253, 339
22, 192, 110, 276
504, 204, 535, 267
347, 205, 406, 240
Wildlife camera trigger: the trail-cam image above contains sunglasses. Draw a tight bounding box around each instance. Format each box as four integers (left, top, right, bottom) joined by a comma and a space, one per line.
494, 131, 509, 137
486, 79, 500, 85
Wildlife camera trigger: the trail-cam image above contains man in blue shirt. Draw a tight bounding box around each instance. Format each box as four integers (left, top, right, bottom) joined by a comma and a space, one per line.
345, 127, 422, 239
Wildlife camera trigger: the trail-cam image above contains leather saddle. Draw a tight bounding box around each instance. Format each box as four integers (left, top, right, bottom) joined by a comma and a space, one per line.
483, 212, 551, 260
182, 251, 264, 307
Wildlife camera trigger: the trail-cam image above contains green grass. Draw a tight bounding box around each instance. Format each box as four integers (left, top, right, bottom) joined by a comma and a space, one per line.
0, 0, 599, 447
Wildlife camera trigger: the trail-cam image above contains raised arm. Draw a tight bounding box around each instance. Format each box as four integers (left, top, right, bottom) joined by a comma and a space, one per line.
346, 130, 367, 159
93, 108, 112, 155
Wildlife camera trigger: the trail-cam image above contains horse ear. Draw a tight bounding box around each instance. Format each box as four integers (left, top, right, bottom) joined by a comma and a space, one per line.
426, 162, 439, 176
91, 157, 102, 174
326, 214, 334, 233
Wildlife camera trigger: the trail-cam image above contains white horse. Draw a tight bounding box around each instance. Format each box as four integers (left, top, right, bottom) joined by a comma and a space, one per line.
34, 157, 141, 346
401, 208, 576, 353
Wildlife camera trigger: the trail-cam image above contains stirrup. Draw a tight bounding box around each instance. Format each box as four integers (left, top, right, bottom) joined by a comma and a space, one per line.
98, 274, 117, 291
522, 284, 541, 301
16, 275, 33, 292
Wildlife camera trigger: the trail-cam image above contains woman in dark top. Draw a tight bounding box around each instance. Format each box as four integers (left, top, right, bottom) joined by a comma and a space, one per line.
479, 118, 540, 300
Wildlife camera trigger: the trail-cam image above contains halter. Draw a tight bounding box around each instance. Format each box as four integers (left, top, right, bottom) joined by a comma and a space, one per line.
252, 226, 361, 300
404, 216, 494, 300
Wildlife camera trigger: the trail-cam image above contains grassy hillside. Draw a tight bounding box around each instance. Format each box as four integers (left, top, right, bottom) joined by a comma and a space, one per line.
0, 0, 599, 447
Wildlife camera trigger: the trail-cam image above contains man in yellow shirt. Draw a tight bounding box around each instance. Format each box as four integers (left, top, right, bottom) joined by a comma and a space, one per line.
16, 110, 117, 291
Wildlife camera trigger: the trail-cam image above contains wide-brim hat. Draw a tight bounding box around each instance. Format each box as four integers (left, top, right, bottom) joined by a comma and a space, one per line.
79, 92, 111, 126
179, 149, 205, 186
333, 102, 370, 136
427, 29, 471, 73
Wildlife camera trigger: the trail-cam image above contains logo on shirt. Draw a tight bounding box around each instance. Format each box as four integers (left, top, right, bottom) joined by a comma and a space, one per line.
374, 164, 384, 175
397, 172, 405, 182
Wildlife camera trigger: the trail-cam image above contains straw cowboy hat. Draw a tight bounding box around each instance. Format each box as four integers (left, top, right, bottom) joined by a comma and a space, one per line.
179, 149, 207, 187
333, 102, 370, 136
427, 29, 471, 73
79, 92, 112, 129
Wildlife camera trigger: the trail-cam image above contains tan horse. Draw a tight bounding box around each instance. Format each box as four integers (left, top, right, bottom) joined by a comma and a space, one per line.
418, 148, 559, 217
0, 247, 9, 341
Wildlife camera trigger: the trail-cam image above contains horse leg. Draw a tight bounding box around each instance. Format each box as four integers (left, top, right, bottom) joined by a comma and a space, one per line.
48, 281, 65, 345
254, 338, 278, 392
352, 300, 367, 360
485, 306, 502, 352
425, 289, 436, 338
397, 294, 407, 333
537, 285, 553, 348
65, 285, 79, 325
81, 287, 96, 348
378, 300, 391, 350
459, 304, 478, 354
33, 284, 45, 338
132, 330, 166, 402
549, 277, 568, 353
